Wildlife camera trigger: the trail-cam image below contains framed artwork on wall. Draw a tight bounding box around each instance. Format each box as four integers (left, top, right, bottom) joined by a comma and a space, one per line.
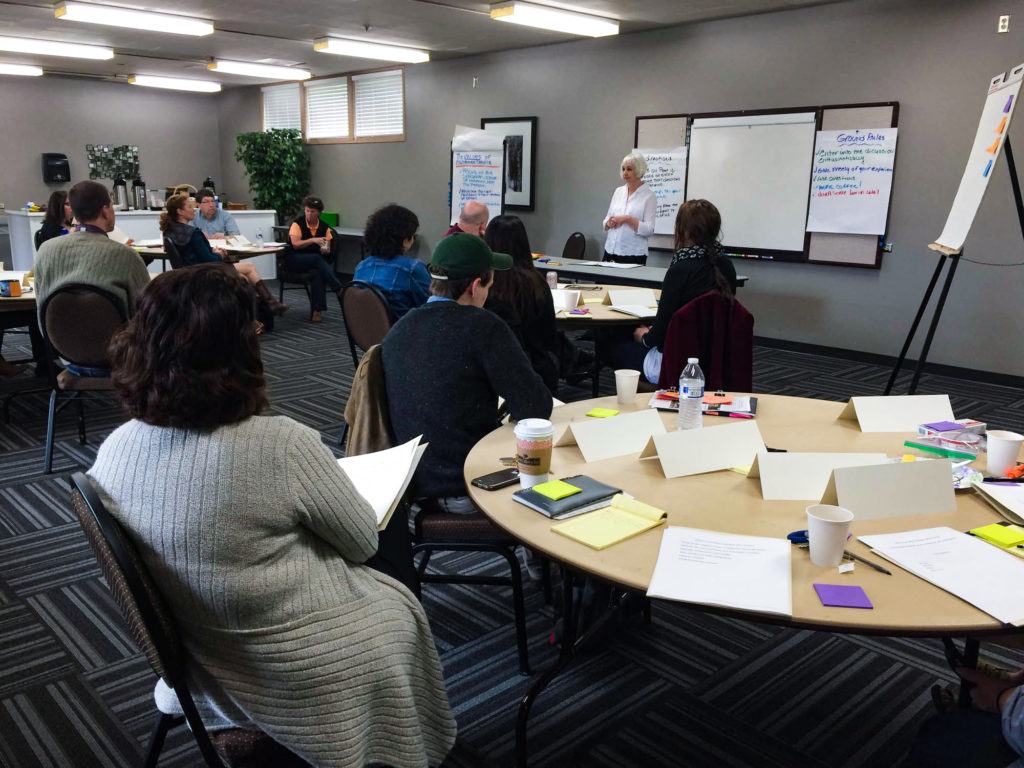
481, 116, 537, 211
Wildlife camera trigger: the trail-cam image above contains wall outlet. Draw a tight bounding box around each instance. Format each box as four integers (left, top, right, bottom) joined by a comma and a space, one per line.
998, 15, 1010, 33
881, 242, 893, 252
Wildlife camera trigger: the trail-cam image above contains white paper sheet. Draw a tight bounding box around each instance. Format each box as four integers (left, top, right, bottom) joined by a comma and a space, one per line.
337, 436, 426, 528
609, 305, 656, 318
859, 527, 1024, 625
749, 452, 887, 501
806, 129, 898, 235
647, 526, 792, 617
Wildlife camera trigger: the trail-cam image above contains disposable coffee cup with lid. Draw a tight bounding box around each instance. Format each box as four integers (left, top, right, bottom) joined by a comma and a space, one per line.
514, 418, 555, 488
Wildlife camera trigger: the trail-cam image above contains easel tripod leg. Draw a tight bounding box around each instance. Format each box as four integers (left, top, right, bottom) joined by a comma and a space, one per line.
908, 254, 961, 395
885, 255, 946, 395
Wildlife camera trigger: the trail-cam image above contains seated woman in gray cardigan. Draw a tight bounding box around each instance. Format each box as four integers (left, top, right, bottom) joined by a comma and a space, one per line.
88, 264, 456, 768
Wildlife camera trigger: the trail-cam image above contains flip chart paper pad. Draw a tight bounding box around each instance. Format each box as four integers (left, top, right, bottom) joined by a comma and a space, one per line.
603, 289, 658, 307
555, 408, 666, 463
639, 420, 765, 478
838, 395, 954, 432
819, 459, 956, 520
647, 527, 792, 617
748, 452, 887, 501
859, 527, 1024, 626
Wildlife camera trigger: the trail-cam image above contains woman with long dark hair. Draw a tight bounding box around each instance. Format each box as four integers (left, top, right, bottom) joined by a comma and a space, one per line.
484, 215, 560, 391
36, 190, 73, 247
597, 198, 738, 384
88, 264, 456, 767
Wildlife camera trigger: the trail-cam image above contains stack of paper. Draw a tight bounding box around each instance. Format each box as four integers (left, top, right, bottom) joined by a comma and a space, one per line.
859, 527, 1024, 625
337, 436, 427, 529
974, 481, 1024, 525
647, 527, 792, 617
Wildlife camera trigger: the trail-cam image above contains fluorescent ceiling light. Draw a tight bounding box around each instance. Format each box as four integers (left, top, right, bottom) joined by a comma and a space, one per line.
128, 75, 221, 93
313, 37, 429, 64
490, 1, 618, 37
208, 60, 310, 80
0, 63, 43, 76
55, 2, 213, 36
0, 34, 113, 59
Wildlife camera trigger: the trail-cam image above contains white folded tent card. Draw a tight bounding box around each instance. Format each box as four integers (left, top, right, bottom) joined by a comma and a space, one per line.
555, 408, 667, 463
603, 288, 658, 307
640, 420, 766, 478
819, 459, 956, 520
748, 452, 887, 501
837, 394, 954, 432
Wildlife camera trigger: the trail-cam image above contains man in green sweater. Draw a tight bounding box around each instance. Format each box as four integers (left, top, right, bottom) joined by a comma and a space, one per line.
35, 180, 150, 375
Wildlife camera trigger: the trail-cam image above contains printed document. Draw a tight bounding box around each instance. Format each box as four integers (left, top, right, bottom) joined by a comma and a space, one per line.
647, 527, 792, 617
859, 527, 1024, 625
337, 436, 426, 529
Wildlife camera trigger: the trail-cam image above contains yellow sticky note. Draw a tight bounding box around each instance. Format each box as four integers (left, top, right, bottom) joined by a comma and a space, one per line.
532, 480, 581, 501
730, 465, 752, 475
971, 523, 1024, 547
586, 408, 619, 418
901, 454, 916, 462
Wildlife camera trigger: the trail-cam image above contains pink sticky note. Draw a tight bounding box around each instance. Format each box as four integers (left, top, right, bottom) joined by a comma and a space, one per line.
813, 583, 873, 609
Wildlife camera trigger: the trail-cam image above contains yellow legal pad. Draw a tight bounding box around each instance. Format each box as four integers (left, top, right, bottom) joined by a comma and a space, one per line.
531, 479, 581, 501
586, 408, 619, 418
551, 494, 667, 550
970, 523, 1024, 548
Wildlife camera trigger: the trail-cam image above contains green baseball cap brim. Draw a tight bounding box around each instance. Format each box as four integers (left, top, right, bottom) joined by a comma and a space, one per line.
430, 233, 512, 279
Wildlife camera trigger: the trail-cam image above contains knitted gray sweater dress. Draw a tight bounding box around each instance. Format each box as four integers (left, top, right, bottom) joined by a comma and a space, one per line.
89, 415, 456, 767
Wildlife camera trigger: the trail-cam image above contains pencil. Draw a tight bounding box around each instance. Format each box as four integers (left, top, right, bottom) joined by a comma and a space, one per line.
843, 549, 892, 575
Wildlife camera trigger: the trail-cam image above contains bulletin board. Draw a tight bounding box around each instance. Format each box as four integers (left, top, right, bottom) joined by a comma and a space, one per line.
634, 101, 899, 268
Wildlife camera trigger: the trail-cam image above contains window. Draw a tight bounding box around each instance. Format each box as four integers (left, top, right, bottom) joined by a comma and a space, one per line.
304, 77, 349, 140
261, 83, 301, 132
353, 70, 404, 138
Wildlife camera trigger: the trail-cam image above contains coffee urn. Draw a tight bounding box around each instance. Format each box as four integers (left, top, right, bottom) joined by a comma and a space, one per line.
131, 179, 147, 211
112, 177, 128, 211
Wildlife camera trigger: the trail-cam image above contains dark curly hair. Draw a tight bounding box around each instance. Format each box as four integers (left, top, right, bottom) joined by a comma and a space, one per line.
363, 203, 419, 258
109, 264, 268, 429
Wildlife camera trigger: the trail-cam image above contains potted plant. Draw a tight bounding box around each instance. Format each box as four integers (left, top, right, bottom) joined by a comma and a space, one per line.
234, 128, 311, 223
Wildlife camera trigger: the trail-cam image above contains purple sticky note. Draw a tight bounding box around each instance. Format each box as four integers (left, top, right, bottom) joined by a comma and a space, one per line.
1005, 94, 1014, 113
813, 583, 873, 609
923, 421, 962, 432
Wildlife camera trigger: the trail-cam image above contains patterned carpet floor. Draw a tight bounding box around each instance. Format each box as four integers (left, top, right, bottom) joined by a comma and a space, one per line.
0, 287, 1022, 767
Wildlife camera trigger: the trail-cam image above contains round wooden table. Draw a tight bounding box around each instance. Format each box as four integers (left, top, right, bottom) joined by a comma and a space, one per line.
466, 393, 1015, 766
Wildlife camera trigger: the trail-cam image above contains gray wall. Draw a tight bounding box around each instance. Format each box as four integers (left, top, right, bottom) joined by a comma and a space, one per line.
0, 75, 222, 208
229, 1, 1024, 377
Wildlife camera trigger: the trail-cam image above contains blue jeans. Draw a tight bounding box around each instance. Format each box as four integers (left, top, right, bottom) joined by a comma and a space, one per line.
285, 252, 342, 311
66, 363, 110, 377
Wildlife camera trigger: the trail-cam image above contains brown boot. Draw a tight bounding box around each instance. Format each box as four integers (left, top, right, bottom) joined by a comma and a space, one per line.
0, 359, 27, 377
254, 281, 289, 316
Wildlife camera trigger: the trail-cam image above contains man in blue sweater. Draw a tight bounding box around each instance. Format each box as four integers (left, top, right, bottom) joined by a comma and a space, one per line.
382, 233, 551, 513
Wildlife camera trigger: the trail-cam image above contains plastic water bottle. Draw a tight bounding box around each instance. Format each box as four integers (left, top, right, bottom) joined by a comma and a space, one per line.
256, 227, 264, 248
677, 357, 705, 431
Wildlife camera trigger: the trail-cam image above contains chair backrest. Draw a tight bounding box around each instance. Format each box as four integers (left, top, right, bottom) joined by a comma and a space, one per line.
34, 227, 45, 250
325, 226, 340, 267
561, 232, 586, 260
69, 473, 223, 766
657, 291, 754, 391
162, 236, 186, 270
340, 280, 393, 356
40, 283, 128, 368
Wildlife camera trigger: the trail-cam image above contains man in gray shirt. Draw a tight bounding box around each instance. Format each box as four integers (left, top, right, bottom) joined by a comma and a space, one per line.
192, 188, 239, 238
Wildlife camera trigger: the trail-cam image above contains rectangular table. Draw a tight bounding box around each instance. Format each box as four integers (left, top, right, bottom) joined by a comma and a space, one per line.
544, 259, 749, 289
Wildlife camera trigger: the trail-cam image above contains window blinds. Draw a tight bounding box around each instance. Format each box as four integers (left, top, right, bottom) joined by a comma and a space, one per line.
261, 83, 301, 132
353, 70, 403, 137
304, 77, 349, 139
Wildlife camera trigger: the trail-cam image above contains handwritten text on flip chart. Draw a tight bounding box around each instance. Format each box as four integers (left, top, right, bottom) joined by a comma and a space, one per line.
453, 150, 503, 216
637, 148, 688, 235
806, 129, 898, 235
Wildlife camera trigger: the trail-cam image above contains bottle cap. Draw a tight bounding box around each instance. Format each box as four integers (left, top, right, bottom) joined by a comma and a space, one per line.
687, 357, 698, 364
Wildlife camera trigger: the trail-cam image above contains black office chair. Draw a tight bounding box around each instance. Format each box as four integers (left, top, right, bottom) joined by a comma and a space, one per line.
561, 232, 586, 261
277, 227, 341, 320
39, 285, 127, 473
161, 237, 186, 270
338, 280, 394, 369
69, 472, 308, 768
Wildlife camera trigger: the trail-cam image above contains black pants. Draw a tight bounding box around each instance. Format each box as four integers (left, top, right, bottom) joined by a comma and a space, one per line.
366, 504, 420, 596
603, 251, 647, 266
595, 326, 653, 383
0, 309, 48, 373
909, 709, 1018, 767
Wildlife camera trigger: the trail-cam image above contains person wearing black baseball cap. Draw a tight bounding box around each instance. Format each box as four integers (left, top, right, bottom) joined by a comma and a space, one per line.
381, 233, 551, 514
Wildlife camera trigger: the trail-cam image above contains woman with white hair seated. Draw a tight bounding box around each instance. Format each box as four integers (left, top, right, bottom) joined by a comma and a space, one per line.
602, 150, 657, 265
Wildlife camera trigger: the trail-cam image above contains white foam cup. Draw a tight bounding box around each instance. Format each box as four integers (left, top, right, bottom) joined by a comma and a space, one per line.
987, 430, 1024, 478
806, 504, 854, 567
514, 418, 555, 488
614, 369, 641, 404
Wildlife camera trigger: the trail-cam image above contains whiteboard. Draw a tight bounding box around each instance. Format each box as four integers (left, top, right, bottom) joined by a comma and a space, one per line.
687, 112, 816, 253
450, 128, 505, 225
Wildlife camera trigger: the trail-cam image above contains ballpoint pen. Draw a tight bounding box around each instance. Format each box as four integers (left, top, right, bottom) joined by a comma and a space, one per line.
843, 549, 892, 575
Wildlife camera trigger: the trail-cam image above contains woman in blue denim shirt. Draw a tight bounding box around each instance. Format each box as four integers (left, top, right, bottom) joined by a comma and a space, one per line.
354, 204, 429, 320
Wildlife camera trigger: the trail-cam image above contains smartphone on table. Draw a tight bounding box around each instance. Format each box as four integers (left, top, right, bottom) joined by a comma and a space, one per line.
471, 467, 520, 490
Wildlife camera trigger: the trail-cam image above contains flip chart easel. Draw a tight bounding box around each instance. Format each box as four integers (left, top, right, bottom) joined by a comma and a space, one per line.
885, 63, 1024, 395
449, 127, 507, 225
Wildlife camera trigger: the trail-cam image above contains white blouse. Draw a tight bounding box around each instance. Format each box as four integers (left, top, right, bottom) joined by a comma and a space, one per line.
602, 183, 657, 256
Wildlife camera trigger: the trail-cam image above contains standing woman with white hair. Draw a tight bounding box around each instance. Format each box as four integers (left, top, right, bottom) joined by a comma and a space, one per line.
602, 151, 657, 265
